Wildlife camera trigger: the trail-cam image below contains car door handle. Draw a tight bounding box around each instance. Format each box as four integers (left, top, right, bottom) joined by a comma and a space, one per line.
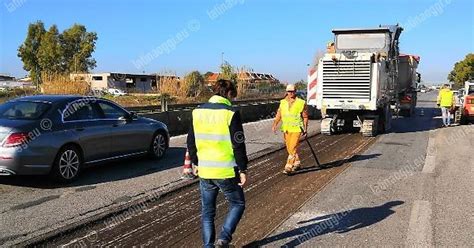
112, 124, 119, 127
76, 128, 85, 131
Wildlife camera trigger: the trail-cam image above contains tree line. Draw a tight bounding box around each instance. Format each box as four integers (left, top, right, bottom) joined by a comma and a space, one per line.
16, 21, 289, 98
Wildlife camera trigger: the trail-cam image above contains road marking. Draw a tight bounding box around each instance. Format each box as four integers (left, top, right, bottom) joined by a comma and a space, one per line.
406, 200, 433, 247
422, 130, 436, 174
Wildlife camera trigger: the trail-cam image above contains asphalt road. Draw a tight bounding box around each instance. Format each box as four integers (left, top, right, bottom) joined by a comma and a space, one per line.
4, 90, 471, 247
264, 91, 474, 247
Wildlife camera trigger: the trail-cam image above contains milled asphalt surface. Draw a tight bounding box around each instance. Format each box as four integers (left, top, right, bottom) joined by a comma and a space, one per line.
40, 131, 375, 247
262, 91, 474, 247
0, 116, 321, 247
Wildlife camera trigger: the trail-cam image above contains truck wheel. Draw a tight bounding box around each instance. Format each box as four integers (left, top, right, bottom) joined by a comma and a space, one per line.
321, 118, 333, 135
378, 105, 391, 133
361, 119, 378, 137
454, 109, 462, 125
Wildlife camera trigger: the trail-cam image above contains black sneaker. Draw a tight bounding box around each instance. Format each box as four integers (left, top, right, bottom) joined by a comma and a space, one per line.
216, 239, 230, 248
181, 173, 196, 180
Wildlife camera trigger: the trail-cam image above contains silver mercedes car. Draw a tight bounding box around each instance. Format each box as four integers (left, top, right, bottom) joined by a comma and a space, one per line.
0, 95, 169, 182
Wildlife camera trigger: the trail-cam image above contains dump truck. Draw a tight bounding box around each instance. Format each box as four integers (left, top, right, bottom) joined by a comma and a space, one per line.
307, 25, 417, 136
397, 54, 421, 117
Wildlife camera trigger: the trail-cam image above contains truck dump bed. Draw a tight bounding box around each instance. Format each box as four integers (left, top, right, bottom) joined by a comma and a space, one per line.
397, 54, 420, 94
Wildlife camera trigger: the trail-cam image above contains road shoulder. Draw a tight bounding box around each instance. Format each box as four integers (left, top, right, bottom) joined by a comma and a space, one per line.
263, 120, 474, 247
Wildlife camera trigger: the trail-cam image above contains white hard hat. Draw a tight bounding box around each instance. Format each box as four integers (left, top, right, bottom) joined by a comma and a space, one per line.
286, 84, 296, 91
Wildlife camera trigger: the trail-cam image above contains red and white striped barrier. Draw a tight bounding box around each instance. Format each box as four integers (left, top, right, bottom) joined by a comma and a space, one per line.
307, 68, 318, 105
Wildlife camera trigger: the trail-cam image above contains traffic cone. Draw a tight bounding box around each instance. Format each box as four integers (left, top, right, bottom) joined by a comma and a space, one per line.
181, 150, 196, 180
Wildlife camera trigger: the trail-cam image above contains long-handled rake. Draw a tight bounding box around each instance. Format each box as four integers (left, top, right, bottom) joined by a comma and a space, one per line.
301, 127, 322, 168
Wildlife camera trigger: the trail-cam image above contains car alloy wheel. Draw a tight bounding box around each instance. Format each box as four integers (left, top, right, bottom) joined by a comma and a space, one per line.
152, 133, 166, 159
59, 149, 80, 180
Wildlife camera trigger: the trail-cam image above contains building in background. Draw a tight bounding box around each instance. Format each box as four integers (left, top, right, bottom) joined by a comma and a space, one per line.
205, 71, 280, 86
0, 74, 34, 89
151, 73, 180, 89
71, 72, 182, 93
0, 74, 15, 81
71, 72, 156, 92
206, 73, 220, 85
237, 71, 280, 85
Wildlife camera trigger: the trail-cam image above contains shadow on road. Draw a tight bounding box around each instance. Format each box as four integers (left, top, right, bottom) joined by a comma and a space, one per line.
245, 200, 404, 248
0, 147, 186, 189
289, 153, 381, 176
390, 107, 442, 134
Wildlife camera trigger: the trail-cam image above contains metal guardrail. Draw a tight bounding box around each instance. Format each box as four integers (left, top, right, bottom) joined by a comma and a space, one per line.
125, 97, 281, 113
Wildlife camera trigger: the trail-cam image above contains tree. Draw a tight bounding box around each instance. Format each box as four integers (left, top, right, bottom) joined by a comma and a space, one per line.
38, 25, 62, 75
17, 21, 98, 85
18, 21, 46, 84
218, 61, 237, 82
294, 79, 307, 90
184, 71, 205, 97
60, 24, 98, 73
448, 53, 474, 89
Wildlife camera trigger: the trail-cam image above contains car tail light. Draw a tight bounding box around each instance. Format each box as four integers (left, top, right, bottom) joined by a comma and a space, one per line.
401, 95, 412, 103
3, 132, 29, 147
466, 97, 474, 105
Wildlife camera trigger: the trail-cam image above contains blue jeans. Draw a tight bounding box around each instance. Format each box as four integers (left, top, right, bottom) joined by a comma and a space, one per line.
441, 107, 451, 126
200, 178, 245, 248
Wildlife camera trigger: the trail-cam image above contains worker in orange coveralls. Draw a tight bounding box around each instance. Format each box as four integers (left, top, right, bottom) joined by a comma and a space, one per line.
272, 84, 309, 174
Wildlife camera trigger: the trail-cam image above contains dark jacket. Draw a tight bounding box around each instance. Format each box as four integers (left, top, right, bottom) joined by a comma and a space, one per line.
187, 98, 248, 173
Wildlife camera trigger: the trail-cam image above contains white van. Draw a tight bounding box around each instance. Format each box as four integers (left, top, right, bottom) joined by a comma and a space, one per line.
107, 88, 127, 96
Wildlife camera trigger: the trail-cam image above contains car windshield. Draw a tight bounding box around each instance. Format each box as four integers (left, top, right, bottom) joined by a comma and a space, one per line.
0, 101, 51, 120
468, 85, 474, 95
336, 33, 387, 50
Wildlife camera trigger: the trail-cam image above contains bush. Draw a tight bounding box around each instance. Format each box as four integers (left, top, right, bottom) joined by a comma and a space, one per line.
183, 71, 205, 97
158, 76, 183, 98
0, 88, 37, 104
41, 72, 90, 95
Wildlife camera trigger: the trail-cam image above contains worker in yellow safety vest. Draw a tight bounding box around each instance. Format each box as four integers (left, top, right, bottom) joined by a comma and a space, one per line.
187, 79, 248, 248
272, 84, 309, 174
437, 83, 455, 127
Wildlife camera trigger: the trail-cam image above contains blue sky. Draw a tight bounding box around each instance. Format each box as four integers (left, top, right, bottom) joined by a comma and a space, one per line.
1, 0, 473, 84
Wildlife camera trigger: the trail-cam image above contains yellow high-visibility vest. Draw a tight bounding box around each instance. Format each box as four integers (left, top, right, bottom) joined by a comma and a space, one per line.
280, 97, 305, 132
437, 88, 454, 107
193, 95, 236, 179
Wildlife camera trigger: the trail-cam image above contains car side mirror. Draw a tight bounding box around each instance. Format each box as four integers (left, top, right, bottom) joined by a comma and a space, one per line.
128, 111, 138, 120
